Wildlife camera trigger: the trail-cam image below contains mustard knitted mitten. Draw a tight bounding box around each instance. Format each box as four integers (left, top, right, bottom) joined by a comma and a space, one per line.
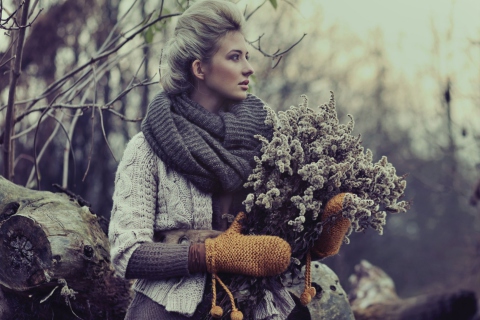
311, 193, 351, 259
205, 212, 291, 319
205, 212, 291, 277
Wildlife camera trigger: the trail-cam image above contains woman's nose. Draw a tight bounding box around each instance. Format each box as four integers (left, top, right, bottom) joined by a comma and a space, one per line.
243, 61, 254, 77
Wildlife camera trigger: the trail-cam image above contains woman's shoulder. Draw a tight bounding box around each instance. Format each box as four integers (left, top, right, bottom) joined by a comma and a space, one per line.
120, 132, 159, 167
124, 132, 153, 152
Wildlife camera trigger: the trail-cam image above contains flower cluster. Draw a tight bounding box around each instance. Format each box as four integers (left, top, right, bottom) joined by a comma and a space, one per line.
242, 92, 408, 262
227, 93, 408, 318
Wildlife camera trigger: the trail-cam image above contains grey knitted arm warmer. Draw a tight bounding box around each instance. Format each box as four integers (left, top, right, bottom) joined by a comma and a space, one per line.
125, 242, 190, 280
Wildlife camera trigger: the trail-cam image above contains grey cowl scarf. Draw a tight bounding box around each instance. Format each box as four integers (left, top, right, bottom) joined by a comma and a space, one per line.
141, 92, 272, 194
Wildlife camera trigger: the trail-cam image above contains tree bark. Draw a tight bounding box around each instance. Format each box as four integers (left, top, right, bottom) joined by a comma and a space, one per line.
0, 176, 131, 319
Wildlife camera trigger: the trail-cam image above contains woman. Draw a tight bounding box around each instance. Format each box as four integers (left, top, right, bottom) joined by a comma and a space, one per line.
109, 1, 293, 319
109, 0, 348, 319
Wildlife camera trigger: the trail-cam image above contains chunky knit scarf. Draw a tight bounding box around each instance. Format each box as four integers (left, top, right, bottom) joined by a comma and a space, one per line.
141, 92, 272, 194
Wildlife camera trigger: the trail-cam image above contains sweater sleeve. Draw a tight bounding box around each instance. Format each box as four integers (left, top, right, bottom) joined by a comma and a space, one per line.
125, 242, 190, 280
108, 133, 189, 279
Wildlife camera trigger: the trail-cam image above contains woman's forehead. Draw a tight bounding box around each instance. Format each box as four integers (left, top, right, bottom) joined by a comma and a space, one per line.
217, 31, 248, 54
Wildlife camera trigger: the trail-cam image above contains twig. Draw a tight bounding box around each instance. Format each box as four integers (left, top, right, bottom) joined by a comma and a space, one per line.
27, 0, 40, 19
1, 37, 155, 111
11, 112, 50, 140
0, 55, 14, 69
52, 184, 91, 207
248, 32, 307, 69
13, 153, 34, 168
249, 32, 306, 58
11, 79, 156, 125
97, 105, 117, 163
24, 12, 180, 112
31, 106, 52, 189
0, 36, 17, 69
26, 111, 64, 188
106, 108, 143, 122
0, 3, 42, 31
3, 0, 30, 180
0, 1, 21, 28
82, 65, 98, 182
62, 109, 81, 188
159, 0, 165, 16
245, 0, 267, 21
97, 0, 141, 53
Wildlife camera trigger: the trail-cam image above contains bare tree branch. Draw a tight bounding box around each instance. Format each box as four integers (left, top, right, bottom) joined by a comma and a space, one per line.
97, 105, 117, 163
62, 109, 81, 188
244, 0, 267, 21
3, 0, 30, 180
27, 0, 40, 18
0, 0, 42, 31
248, 32, 307, 69
0, 55, 14, 69
22, 12, 180, 113
25, 111, 63, 188
81, 64, 99, 182
82, 107, 95, 182
0, 35, 17, 67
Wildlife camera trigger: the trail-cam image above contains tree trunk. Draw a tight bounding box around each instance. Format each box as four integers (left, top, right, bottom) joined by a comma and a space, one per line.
0, 176, 131, 319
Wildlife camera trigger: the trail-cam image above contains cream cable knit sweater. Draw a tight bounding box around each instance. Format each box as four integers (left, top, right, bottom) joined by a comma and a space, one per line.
109, 132, 212, 316
109, 132, 295, 319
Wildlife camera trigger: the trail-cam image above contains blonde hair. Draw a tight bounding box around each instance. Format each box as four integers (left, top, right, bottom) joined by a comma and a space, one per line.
160, 0, 245, 94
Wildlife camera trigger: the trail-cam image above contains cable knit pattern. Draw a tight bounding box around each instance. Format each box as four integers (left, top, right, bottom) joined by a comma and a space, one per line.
109, 132, 212, 316
110, 132, 293, 318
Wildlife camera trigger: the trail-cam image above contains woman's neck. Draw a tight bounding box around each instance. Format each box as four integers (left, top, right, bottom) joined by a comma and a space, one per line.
189, 89, 224, 114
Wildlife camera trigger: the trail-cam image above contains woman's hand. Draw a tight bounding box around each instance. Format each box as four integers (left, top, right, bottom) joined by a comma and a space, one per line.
154, 229, 222, 244
311, 193, 351, 259
205, 212, 291, 277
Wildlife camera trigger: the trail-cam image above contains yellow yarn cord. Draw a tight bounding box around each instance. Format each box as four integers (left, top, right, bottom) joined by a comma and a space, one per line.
305, 250, 311, 288
212, 274, 217, 309
210, 272, 243, 320
210, 274, 223, 318
300, 251, 315, 306
216, 275, 243, 318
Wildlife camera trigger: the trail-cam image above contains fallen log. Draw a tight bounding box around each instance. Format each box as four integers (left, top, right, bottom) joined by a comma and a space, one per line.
0, 176, 131, 319
349, 260, 479, 320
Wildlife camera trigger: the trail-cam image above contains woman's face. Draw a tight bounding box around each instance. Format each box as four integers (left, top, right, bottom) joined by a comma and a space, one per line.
198, 31, 254, 107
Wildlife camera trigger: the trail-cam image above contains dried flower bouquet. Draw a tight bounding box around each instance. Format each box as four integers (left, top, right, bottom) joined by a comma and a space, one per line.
223, 93, 409, 317
241, 92, 408, 265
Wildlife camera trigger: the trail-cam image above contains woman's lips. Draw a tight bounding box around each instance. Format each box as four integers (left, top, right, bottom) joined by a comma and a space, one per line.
239, 80, 249, 90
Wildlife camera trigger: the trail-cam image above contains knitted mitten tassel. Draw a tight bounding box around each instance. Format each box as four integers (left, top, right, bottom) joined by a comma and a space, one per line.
206, 212, 290, 320
300, 251, 316, 306
210, 274, 223, 318
210, 273, 243, 320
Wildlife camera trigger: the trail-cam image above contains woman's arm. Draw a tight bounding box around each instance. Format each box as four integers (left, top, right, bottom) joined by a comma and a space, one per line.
108, 133, 190, 280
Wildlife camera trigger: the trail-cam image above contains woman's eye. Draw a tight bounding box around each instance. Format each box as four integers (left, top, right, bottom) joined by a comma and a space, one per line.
231, 54, 240, 61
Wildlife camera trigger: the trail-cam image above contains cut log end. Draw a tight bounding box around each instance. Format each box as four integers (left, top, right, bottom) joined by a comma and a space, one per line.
0, 215, 52, 291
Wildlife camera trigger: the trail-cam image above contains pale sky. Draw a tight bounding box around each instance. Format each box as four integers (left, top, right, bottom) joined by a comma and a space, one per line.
314, 0, 480, 75
298, 0, 480, 109
267, 0, 480, 156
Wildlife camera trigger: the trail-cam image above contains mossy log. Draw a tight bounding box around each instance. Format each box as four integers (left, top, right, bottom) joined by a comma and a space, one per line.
0, 176, 131, 319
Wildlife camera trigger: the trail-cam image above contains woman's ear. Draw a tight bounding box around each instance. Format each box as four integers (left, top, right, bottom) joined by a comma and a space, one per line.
191, 59, 205, 81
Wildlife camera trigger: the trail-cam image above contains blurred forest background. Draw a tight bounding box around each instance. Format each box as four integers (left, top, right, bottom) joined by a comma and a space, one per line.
1, 0, 479, 304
